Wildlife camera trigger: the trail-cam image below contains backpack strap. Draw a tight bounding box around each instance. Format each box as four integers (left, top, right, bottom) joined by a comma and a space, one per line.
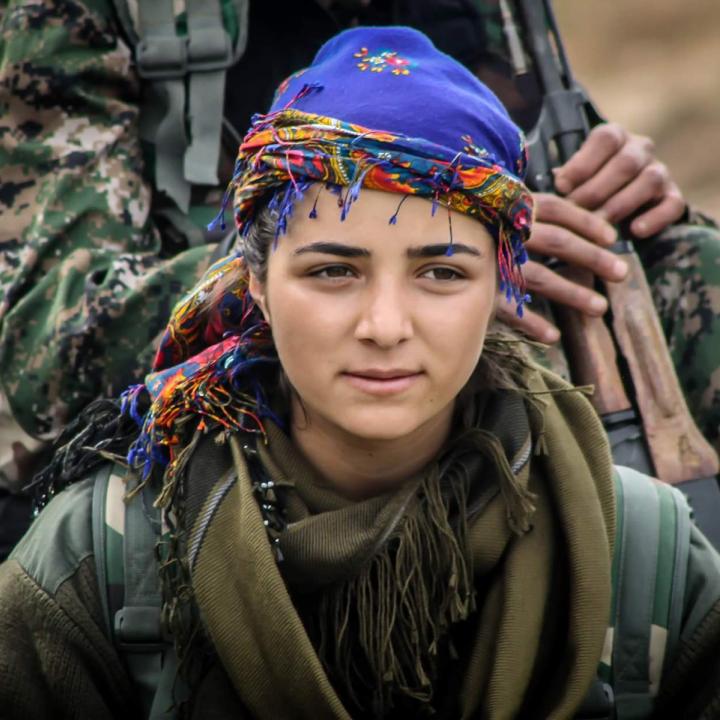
666, 476, 692, 663
112, 0, 249, 212
600, 465, 693, 720
114, 476, 166, 715
137, 0, 193, 211
184, 0, 233, 185
93, 463, 183, 718
91, 439, 241, 718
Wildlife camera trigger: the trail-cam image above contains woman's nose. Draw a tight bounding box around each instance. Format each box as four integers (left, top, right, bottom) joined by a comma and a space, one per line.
353, 279, 414, 348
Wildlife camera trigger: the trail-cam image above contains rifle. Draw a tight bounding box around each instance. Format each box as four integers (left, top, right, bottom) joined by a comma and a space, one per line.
500, 0, 720, 543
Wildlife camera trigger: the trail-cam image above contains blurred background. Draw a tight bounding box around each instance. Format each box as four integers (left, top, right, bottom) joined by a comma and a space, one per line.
555, 0, 720, 218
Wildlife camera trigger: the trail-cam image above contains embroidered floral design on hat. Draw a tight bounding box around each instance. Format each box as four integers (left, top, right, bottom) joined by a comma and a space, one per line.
354, 47, 413, 75
461, 134, 492, 160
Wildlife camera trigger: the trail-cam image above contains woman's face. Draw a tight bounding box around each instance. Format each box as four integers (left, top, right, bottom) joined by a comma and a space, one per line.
249, 186, 497, 442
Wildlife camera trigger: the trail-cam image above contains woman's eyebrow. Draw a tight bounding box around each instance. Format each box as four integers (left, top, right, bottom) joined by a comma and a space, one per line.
293, 241, 370, 258
292, 241, 483, 259
406, 243, 482, 258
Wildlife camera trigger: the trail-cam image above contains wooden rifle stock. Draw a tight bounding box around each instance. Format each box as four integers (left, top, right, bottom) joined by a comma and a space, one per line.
552, 268, 632, 416
555, 259, 719, 483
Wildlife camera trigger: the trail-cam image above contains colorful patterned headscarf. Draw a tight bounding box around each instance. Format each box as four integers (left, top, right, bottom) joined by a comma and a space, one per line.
125, 26, 535, 484
222, 102, 532, 308
217, 25, 534, 312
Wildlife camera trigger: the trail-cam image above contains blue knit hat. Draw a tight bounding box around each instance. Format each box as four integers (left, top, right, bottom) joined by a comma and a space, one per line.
269, 25, 528, 180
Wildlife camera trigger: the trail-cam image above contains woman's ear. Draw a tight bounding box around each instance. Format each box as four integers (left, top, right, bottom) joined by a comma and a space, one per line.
248, 272, 270, 324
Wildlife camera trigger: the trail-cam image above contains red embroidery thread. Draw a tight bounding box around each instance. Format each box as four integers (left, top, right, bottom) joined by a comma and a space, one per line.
354, 47, 413, 75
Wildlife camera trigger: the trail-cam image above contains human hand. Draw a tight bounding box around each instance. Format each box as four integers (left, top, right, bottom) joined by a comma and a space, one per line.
552, 123, 686, 238
496, 193, 628, 343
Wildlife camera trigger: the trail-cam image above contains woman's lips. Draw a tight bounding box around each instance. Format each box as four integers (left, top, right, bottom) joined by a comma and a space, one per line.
341, 371, 423, 396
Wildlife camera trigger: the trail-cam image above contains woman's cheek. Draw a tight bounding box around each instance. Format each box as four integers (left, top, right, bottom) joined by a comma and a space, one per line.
425, 288, 493, 349
270, 311, 338, 389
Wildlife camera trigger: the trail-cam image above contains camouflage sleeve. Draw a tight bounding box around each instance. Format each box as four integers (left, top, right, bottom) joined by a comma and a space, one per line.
0, 0, 212, 439
637, 218, 720, 450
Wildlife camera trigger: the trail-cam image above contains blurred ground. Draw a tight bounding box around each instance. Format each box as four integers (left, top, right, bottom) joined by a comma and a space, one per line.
555, 0, 720, 218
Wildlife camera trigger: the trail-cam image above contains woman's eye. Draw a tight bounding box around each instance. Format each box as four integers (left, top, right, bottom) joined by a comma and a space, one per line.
420, 266, 464, 281
310, 265, 356, 279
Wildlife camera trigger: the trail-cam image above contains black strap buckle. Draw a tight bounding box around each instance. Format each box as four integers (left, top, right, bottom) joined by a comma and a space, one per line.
114, 606, 165, 652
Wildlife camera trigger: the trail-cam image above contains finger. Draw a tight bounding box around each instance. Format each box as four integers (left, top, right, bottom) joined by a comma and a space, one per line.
598, 161, 672, 224
553, 123, 628, 195
533, 193, 616, 246
496, 301, 561, 344
566, 135, 655, 210
630, 188, 687, 238
523, 260, 610, 316
527, 223, 628, 282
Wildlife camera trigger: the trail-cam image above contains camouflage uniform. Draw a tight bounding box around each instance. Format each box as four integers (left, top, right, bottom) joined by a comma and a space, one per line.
0, 0, 214, 486
0, 0, 719, 495
637, 214, 720, 448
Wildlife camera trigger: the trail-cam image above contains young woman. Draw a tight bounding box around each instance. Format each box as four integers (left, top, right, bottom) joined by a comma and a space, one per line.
1, 26, 720, 720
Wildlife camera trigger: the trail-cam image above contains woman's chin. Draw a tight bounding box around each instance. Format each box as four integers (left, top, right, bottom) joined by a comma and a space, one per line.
327, 406, 443, 444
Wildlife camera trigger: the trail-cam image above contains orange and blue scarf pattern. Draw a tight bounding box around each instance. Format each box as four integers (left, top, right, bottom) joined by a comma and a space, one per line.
123, 254, 277, 479
214, 95, 533, 313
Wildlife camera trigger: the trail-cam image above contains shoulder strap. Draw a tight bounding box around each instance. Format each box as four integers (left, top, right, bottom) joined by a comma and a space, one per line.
604, 465, 692, 720
92, 431, 242, 717
93, 463, 183, 719
113, 476, 166, 712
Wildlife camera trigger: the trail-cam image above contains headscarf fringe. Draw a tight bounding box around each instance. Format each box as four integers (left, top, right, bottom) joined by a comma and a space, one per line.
470, 429, 536, 535
154, 429, 204, 510
227, 108, 533, 316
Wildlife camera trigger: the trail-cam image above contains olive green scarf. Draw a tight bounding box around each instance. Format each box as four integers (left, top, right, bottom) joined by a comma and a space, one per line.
188, 364, 615, 719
